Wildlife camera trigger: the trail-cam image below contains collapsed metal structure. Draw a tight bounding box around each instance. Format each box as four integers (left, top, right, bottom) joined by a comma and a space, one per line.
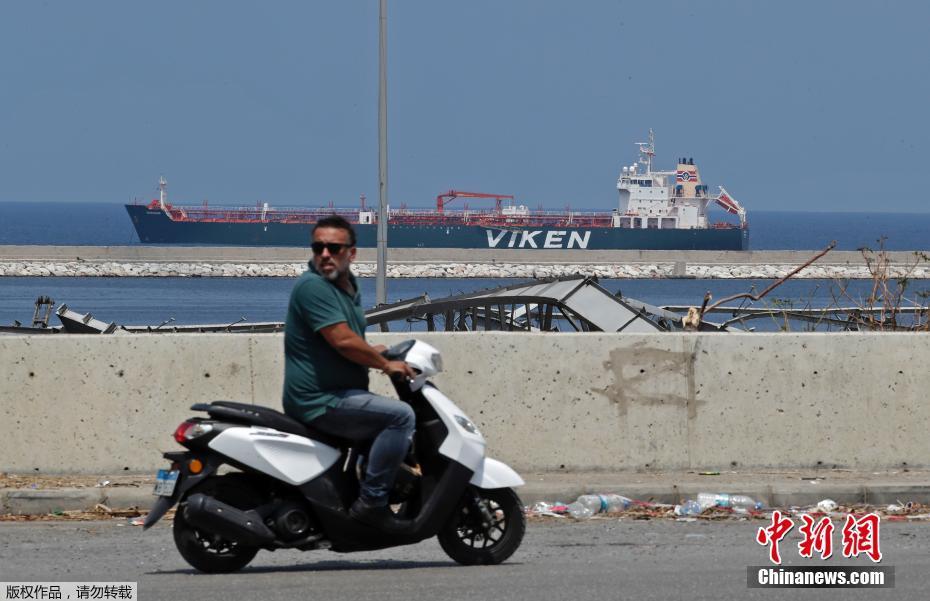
366, 275, 928, 333
3, 274, 927, 335
367, 276, 673, 333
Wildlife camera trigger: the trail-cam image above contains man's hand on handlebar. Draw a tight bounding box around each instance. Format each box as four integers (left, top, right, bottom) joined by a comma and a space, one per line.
382, 360, 416, 381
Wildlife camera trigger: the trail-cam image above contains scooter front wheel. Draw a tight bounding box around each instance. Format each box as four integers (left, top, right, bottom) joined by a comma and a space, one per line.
438, 487, 525, 565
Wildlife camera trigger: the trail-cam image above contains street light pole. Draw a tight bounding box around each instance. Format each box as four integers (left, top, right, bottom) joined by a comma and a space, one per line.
376, 0, 388, 308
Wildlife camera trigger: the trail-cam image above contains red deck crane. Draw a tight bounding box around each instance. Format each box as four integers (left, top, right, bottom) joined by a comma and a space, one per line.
436, 190, 515, 214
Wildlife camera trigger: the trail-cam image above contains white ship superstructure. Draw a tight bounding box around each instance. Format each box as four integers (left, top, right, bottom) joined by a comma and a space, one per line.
614, 129, 746, 230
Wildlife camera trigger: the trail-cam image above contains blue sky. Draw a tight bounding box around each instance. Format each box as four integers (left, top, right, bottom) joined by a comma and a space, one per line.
1, 1, 928, 212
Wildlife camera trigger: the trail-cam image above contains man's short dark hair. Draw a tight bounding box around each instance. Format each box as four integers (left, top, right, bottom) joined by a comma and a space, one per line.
313, 215, 357, 247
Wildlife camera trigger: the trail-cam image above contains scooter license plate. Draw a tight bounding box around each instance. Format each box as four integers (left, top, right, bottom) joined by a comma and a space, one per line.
153, 469, 180, 497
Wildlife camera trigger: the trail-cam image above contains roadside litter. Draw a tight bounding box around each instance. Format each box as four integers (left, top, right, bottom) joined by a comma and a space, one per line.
526, 493, 930, 522
816, 499, 838, 513
565, 494, 633, 519
0, 504, 146, 522
674, 493, 763, 516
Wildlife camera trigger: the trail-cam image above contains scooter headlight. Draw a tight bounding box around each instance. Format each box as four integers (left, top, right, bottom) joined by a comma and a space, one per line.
454, 415, 479, 435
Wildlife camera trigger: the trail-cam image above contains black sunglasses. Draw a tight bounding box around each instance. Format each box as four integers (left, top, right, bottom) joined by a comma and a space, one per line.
311, 242, 352, 255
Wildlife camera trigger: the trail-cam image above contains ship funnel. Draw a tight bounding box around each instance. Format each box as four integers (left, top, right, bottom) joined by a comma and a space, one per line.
675, 160, 703, 197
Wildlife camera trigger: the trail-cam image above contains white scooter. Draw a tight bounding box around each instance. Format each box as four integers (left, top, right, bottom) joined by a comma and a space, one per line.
143, 340, 526, 573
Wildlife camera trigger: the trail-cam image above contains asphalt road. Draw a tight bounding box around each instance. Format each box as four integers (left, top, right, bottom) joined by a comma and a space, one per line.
0, 518, 927, 601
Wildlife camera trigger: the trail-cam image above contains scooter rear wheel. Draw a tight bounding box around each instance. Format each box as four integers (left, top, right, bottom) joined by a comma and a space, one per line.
172, 474, 261, 573
438, 487, 525, 565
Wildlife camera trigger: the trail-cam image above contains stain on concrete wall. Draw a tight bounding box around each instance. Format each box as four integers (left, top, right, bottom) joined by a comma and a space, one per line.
595, 339, 701, 419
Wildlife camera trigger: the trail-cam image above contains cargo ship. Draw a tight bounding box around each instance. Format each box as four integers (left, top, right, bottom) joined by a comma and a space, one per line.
125, 131, 748, 250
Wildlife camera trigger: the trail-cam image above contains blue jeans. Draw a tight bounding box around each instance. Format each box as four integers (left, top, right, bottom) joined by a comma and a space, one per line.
310, 390, 415, 506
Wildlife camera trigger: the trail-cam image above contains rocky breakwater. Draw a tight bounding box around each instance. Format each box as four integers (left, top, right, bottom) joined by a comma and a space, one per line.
2, 261, 929, 279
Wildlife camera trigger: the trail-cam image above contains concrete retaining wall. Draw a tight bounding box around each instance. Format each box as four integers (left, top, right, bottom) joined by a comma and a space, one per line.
1, 332, 927, 473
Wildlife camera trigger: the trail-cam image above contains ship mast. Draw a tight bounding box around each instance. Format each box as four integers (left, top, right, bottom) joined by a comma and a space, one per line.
158, 175, 168, 210
635, 128, 656, 174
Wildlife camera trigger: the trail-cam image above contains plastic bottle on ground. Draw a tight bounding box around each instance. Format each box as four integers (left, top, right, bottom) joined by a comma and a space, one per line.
566, 494, 632, 518
674, 500, 702, 516
566, 502, 593, 519
600, 494, 633, 513
566, 495, 602, 519
697, 492, 763, 511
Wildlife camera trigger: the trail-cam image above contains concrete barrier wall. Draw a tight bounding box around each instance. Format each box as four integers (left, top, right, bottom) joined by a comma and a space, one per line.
1, 332, 928, 473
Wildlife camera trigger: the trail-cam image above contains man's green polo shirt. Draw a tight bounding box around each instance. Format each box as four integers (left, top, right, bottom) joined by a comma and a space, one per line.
282, 263, 369, 423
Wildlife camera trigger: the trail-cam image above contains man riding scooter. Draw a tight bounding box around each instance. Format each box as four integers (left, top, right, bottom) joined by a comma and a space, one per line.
282, 215, 416, 531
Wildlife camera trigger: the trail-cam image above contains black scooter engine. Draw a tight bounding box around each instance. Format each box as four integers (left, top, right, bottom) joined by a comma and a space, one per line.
272, 501, 313, 541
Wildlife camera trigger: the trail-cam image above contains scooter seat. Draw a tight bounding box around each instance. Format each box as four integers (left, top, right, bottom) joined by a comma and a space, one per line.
195, 401, 353, 448
196, 401, 308, 436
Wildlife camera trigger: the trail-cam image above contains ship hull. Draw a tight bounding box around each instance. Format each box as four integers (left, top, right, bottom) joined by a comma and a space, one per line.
126, 205, 748, 250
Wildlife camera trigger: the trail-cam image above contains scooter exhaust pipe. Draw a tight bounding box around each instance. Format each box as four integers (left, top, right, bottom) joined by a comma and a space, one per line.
183, 494, 276, 546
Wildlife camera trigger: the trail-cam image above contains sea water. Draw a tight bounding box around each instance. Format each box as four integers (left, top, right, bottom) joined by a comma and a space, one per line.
1, 201, 928, 328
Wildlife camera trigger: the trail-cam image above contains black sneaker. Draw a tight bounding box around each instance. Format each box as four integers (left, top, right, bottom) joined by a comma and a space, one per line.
349, 498, 407, 533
